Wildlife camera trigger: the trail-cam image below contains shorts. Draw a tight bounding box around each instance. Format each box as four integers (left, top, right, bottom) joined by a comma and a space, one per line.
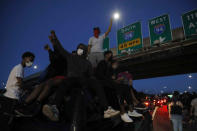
51, 76, 67, 80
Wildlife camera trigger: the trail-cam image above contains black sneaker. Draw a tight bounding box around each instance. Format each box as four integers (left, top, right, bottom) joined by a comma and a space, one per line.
15, 107, 33, 117
15, 101, 41, 117
31, 101, 42, 116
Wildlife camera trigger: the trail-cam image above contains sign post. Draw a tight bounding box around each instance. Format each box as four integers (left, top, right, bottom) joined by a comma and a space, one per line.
103, 37, 110, 51
117, 22, 143, 55
182, 9, 197, 39
149, 14, 172, 46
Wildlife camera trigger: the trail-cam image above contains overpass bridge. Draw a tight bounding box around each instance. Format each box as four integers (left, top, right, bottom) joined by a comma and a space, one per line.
112, 27, 197, 80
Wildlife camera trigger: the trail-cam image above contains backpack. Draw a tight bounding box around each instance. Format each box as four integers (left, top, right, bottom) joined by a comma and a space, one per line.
170, 98, 182, 115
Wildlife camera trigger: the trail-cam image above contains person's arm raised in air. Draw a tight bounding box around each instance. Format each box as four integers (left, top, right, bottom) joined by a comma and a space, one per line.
48, 30, 71, 58
104, 18, 113, 37
44, 44, 58, 64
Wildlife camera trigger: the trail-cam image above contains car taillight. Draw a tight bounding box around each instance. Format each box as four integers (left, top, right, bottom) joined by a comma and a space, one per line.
144, 102, 149, 106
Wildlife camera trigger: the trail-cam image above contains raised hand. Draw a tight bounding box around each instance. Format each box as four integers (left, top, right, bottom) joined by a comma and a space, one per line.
110, 17, 113, 23
44, 44, 50, 51
49, 30, 57, 45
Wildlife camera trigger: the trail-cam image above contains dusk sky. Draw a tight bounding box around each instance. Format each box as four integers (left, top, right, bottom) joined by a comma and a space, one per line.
0, 0, 197, 93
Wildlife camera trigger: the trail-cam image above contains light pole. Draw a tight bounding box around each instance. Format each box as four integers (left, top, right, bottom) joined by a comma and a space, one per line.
113, 12, 120, 53
113, 12, 120, 32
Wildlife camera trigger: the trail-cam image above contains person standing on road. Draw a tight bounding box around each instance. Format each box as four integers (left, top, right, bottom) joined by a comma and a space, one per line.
88, 18, 113, 68
190, 94, 197, 128
169, 91, 183, 131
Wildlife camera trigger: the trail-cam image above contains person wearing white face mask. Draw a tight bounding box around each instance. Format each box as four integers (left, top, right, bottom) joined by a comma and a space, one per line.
25, 61, 33, 67
3, 52, 35, 100
77, 48, 84, 56
37, 31, 120, 121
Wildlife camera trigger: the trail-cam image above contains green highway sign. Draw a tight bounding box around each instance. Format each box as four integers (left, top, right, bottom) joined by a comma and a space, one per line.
149, 14, 172, 46
117, 22, 143, 55
182, 9, 197, 39
103, 37, 110, 51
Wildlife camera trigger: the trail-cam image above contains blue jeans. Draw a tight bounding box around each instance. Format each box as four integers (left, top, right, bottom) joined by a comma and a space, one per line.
171, 114, 182, 131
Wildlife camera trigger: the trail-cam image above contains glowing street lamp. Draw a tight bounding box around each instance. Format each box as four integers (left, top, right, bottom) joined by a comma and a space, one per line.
33, 65, 38, 69
113, 12, 120, 20
188, 74, 192, 78
188, 86, 192, 90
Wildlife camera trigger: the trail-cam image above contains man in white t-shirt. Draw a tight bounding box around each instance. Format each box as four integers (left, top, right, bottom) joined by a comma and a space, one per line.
4, 52, 35, 100
88, 18, 113, 68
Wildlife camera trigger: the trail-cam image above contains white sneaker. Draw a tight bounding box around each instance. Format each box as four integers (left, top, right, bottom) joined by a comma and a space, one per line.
104, 107, 120, 118
128, 110, 143, 117
107, 106, 120, 116
104, 112, 111, 118
121, 113, 133, 123
42, 104, 59, 121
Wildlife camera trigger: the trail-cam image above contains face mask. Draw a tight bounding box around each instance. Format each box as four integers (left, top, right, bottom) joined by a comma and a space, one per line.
77, 48, 84, 56
26, 61, 33, 67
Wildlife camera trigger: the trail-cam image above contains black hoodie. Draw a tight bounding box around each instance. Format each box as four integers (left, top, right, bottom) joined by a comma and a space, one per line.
52, 38, 93, 78
46, 49, 67, 78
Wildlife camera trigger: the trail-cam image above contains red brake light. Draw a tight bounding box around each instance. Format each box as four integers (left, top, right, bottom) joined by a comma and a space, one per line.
144, 102, 149, 106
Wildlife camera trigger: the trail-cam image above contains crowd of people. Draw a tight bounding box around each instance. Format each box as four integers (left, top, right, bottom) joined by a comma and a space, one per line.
168, 91, 197, 131
1, 18, 145, 127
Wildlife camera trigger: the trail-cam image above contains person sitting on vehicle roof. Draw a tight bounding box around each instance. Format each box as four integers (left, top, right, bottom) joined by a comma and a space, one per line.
15, 43, 67, 117
117, 71, 139, 106
95, 52, 142, 123
3, 52, 35, 105
16, 31, 119, 121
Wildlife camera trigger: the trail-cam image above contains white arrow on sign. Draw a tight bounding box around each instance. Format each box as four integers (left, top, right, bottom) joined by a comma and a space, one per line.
159, 36, 166, 43
153, 36, 166, 44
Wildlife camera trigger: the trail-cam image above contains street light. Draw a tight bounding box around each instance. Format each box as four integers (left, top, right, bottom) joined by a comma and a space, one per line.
188, 86, 192, 90
33, 65, 38, 69
113, 12, 120, 20
188, 74, 192, 78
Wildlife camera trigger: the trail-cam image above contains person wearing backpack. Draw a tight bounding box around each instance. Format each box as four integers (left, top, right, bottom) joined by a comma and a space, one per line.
169, 91, 183, 131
